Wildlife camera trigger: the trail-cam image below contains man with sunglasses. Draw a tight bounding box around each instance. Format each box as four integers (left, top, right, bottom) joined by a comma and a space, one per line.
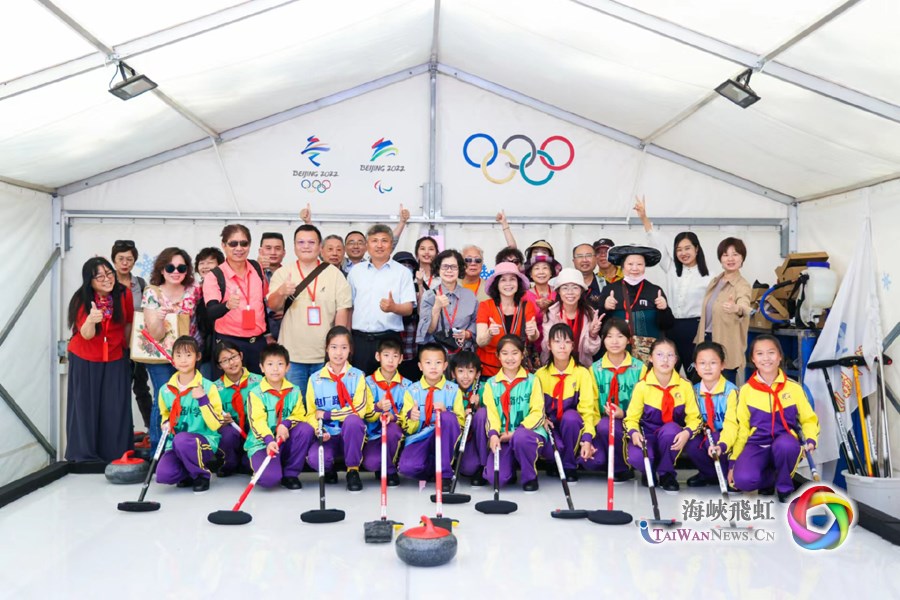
460, 244, 490, 303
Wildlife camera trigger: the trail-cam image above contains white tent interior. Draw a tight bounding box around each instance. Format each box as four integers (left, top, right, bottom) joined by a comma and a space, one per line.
1, 0, 899, 493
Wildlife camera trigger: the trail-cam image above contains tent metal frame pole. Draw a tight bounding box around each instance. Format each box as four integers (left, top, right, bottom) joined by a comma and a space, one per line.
0, 247, 61, 459
787, 203, 799, 253
50, 196, 63, 460
62, 209, 784, 229
426, 0, 441, 221
570, 0, 900, 125
437, 64, 795, 206
56, 65, 430, 196
0, 177, 56, 195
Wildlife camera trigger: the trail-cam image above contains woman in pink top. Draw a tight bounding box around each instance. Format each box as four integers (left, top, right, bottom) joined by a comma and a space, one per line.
540, 268, 603, 366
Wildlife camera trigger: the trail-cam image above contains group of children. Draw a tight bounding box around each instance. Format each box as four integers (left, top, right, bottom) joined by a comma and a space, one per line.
154, 320, 819, 502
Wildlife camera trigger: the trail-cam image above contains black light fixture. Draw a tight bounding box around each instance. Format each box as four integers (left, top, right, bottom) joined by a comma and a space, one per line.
715, 68, 760, 108
108, 62, 157, 100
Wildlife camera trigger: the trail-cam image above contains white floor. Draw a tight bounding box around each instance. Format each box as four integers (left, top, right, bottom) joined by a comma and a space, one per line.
1, 470, 898, 600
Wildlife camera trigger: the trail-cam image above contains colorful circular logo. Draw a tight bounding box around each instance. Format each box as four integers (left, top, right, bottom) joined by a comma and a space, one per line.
786, 484, 855, 550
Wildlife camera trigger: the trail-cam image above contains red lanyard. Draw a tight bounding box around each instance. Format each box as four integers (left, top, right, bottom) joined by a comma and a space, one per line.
438, 285, 459, 329
622, 281, 645, 325
233, 269, 252, 306
296, 260, 320, 303
426, 273, 434, 288
497, 301, 524, 336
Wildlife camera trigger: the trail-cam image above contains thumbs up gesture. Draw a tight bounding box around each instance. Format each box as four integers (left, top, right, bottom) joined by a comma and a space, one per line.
434, 287, 450, 309
525, 317, 538, 339
722, 292, 739, 315
281, 271, 298, 298
87, 301, 104, 324
488, 317, 501, 337
604, 289, 618, 310
380, 290, 396, 313
654, 289, 667, 310
299, 202, 312, 224
399, 203, 410, 224
226, 286, 242, 311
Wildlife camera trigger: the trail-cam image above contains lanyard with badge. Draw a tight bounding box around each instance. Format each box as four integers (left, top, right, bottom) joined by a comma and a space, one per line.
297, 260, 322, 326
233, 271, 255, 330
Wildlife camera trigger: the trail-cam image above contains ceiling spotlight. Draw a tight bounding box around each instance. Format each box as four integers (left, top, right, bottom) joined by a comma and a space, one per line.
715, 68, 760, 108
108, 62, 157, 100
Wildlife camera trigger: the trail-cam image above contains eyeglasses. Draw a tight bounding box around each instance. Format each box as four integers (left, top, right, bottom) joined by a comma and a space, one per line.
652, 353, 677, 360
464, 257, 483, 264
93, 270, 115, 281
164, 264, 188, 274
440, 264, 458, 271
573, 253, 594, 260
218, 353, 242, 366
226, 240, 250, 248
114, 240, 135, 248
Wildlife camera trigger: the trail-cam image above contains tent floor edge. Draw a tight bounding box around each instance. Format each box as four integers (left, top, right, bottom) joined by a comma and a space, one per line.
0, 461, 69, 509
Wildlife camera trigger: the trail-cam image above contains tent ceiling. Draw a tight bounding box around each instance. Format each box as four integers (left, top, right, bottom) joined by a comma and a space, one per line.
1, 0, 897, 202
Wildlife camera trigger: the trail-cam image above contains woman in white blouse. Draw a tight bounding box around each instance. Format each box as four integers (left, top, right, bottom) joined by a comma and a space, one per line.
635, 196, 710, 380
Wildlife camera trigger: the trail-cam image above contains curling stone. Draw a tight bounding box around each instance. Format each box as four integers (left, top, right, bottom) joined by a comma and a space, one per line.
395, 516, 457, 567
105, 451, 149, 484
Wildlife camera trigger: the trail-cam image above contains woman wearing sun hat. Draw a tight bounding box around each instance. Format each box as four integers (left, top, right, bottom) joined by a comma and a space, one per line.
475, 262, 539, 378
600, 244, 674, 363
540, 268, 603, 366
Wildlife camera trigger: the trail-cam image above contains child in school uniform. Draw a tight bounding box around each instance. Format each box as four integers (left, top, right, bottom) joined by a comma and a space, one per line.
398, 343, 465, 490
363, 337, 412, 487
214, 340, 262, 476
684, 341, 739, 488
624, 337, 700, 493
450, 351, 489, 487
244, 344, 315, 490
156, 336, 225, 493
483, 335, 547, 491
726, 334, 819, 502
581, 318, 644, 480
305, 326, 374, 492
534, 323, 596, 481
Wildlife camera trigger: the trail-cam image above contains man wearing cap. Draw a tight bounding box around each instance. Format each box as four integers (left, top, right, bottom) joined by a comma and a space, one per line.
347, 224, 417, 374
573, 243, 604, 311
593, 238, 623, 285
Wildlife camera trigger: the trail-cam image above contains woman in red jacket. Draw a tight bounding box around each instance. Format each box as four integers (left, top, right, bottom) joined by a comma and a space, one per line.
66, 257, 134, 464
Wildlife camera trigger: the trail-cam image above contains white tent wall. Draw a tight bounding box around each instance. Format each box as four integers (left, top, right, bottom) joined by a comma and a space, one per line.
798, 183, 900, 475
0, 182, 54, 488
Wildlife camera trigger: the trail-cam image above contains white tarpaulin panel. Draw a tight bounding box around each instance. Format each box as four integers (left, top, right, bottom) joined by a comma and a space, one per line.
440, 0, 735, 140
0, 183, 52, 487
438, 75, 787, 219
63, 75, 430, 215
656, 74, 900, 198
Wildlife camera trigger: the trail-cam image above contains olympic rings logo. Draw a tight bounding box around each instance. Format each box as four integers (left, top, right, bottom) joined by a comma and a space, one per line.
786, 484, 855, 550
462, 133, 574, 186
301, 179, 331, 193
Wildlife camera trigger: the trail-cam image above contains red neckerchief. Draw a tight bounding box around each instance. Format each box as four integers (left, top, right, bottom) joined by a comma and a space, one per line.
329, 370, 357, 415
424, 386, 438, 426
166, 384, 194, 434
650, 383, 678, 423
551, 372, 568, 421
265, 386, 290, 422
747, 372, 791, 438
703, 391, 716, 432
606, 364, 629, 406
499, 377, 526, 433
229, 375, 249, 430
560, 306, 582, 350
374, 377, 400, 414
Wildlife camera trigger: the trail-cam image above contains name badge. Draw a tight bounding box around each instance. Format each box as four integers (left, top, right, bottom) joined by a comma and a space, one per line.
307, 306, 322, 326
241, 307, 255, 329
